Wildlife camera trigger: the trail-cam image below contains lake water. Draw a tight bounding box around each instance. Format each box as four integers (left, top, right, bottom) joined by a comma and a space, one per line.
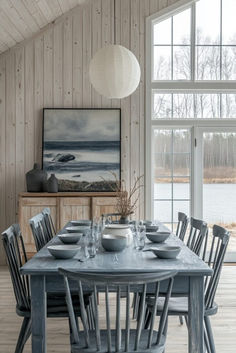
154, 183, 236, 224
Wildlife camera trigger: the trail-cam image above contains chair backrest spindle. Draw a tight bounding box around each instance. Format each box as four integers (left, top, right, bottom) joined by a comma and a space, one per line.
116, 285, 121, 351
93, 284, 101, 350
105, 285, 112, 352
135, 283, 147, 350
125, 284, 130, 352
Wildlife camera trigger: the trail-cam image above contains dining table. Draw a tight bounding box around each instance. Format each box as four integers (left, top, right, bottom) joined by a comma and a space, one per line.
20, 221, 212, 353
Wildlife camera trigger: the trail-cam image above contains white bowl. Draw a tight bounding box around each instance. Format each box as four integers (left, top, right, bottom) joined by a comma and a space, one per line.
71, 220, 92, 226
66, 226, 90, 235
151, 246, 181, 259
102, 225, 132, 245
47, 245, 81, 259
146, 231, 170, 243
102, 234, 127, 252
58, 233, 82, 244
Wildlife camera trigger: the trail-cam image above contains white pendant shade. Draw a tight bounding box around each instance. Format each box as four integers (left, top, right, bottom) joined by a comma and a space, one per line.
89, 44, 141, 99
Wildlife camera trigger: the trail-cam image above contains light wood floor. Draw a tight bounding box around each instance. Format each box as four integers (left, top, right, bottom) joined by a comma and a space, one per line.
0, 266, 235, 353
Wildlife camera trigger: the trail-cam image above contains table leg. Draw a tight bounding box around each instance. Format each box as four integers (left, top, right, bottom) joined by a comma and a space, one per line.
188, 276, 204, 353
31, 275, 47, 353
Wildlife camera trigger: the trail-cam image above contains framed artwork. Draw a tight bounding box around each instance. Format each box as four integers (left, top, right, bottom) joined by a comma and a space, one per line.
43, 108, 121, 192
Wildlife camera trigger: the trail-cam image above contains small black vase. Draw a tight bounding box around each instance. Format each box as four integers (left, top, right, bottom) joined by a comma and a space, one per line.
47, 174, 58, 193
119, 216, 129, 224
26, 163, 47, 192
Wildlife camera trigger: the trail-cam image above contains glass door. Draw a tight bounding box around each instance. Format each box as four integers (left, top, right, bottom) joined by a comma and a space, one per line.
150, 125, 236, 261
196, 128, 236, 262
152, 128, 191, 231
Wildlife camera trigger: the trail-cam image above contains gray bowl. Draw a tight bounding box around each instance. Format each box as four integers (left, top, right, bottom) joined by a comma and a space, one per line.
102, 235, 127, 252
47, 245, 81, 259
151, 246, 181, 259
58, 233, 82, 244
146, 231, 170, 243
143, 220, 152, 226
71, 220, 92, 227
66, 226, 90, 235
146, 225, 159, 232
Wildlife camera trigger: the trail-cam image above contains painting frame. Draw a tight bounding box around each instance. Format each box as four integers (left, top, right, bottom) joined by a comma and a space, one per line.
42, 108, 121, 192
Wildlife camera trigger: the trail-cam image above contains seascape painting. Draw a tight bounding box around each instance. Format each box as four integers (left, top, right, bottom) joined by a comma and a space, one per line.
43, 109, 121, 191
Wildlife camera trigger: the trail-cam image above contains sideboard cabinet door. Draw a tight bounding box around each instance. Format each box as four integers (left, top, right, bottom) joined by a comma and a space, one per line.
92, 197, 117, 219
59, 197, 91, 228
19, 197, 58, 257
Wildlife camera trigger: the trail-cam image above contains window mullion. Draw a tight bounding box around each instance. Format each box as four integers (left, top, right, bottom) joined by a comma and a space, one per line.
191, 2, 196, 81
171, 16, 174, 81
220, 0, 223, 81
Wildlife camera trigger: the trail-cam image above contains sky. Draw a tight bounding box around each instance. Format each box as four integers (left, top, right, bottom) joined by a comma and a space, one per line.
44, 109, 120, 142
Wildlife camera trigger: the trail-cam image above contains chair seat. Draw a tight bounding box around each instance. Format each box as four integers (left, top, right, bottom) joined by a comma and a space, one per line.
16, 293, 91, 318
71, 329, 166, 353
147, 296, 218, 316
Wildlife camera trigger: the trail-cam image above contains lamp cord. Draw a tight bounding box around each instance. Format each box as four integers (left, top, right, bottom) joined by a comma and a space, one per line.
114, 0, 116, 44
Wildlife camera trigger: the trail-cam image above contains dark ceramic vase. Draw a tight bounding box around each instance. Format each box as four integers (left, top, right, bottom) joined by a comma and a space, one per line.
26, 163, 47, 192
119, 216, 129, 224
47, 174, 58, 193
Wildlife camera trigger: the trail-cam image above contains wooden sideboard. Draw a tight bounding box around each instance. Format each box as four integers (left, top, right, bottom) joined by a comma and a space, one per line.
18, 192, 117, 257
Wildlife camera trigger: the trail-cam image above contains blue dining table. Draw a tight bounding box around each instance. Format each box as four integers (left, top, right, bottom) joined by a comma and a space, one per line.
21, 222, 212, 353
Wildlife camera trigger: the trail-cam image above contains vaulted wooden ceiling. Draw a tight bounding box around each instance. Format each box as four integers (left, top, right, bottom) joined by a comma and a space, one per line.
0, 0, 87, 54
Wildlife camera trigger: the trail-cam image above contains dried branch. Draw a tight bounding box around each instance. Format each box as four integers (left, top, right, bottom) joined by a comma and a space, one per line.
106, 172, 144, 217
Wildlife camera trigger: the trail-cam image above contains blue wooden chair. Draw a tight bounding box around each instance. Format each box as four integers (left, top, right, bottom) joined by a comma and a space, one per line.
1, 224, 91, 353
29, 212, 48, 251
176, 212, 189, 241
59, 268, 177, 353
29, 208, 55, 251
41, 207, 56, 242
146, 224, 230, 353
185, 217, 208, 260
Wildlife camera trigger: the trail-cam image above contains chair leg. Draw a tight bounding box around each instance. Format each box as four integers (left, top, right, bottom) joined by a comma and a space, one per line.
15, 317, 31, 353
179, 315, 184, 325
184, 315, 188, 327
204, 316, 216, 353
204, 324, 211, 353
68, 318, 73, 345
133, 292, 140, 320
144, 308, 152, 329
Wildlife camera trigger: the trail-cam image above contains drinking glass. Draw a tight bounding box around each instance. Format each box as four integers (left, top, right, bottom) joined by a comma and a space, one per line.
136, 223, 146, 250
82, 233, 89, 259
87, 235, 96, 258
131, 221, 138, 249
92, 220, 101, 251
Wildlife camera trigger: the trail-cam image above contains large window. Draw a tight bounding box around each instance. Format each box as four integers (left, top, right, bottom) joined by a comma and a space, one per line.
152, 0, 236, 82
146, 0, 236, 260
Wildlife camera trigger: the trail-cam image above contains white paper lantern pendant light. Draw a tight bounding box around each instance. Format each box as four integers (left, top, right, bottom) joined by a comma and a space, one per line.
89, 1, 141, 99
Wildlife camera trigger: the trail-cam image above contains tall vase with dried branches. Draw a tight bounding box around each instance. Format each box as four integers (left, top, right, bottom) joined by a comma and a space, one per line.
110, 173, 144, 224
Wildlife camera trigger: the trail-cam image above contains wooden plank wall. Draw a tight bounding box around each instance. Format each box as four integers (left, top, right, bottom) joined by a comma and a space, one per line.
0, 0, 177, 263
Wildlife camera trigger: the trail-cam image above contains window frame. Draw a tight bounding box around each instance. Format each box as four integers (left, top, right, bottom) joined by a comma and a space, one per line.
145, 0, 236, 219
